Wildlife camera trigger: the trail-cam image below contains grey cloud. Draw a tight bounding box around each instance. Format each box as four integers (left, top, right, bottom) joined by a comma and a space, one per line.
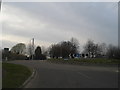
2, 2, 118, 49
2, 40, 17, 49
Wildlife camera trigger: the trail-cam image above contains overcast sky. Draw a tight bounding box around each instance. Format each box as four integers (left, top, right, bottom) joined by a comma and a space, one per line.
1, 2, 118, 51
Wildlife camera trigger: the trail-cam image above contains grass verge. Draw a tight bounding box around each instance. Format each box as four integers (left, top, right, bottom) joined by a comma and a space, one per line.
47, 58, 120, 65
2, 63, 32, 88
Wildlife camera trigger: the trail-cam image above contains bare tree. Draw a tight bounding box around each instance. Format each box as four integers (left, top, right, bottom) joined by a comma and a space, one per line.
41, 46, 47, 55
49, 44, 61, 58
107, 44, 120, 59
27, 38, 35, 60
70, 37, 80, 53
27, 43, 33, 57
49, 40, 79, 59
99, 43, 107, 56
84, 39, 94, 58
83, 39, 101, 58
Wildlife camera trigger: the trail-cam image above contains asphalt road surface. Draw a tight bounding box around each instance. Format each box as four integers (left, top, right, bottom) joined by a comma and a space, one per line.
8, 60, 118, 88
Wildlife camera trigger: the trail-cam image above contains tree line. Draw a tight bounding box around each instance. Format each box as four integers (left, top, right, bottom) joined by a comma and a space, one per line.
2, 43, 46, 60
2, 37, 120, 60
49, 38, 79, 59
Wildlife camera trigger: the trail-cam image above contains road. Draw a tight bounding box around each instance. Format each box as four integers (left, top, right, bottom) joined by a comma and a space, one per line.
8, 60, 118, 88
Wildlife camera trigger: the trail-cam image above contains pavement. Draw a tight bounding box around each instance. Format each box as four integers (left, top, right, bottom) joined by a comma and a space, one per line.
7, 60, 119, 88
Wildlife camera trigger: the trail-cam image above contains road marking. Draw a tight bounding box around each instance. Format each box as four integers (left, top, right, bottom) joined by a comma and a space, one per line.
116, 70, 119, 72
77, 72, 91, 79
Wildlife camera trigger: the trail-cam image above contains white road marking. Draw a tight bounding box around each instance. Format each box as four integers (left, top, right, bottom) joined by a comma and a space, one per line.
115, 70, 119, 72
77, 72, 91, 79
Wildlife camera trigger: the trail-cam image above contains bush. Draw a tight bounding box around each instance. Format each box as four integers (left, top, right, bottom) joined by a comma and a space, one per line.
34, 54, 46, 60
107, 46, 120, 59
41, 54, 47, 60
2, 52, 26, 61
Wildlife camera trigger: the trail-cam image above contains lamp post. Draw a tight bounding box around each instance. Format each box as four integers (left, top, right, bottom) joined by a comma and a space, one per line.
32, 38, 34, 60
30, 38, 34, 60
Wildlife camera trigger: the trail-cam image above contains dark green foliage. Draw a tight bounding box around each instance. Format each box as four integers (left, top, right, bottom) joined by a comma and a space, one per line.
34, 46, 46, 60
40, 54, 47, 60
35, 46, 42, 60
